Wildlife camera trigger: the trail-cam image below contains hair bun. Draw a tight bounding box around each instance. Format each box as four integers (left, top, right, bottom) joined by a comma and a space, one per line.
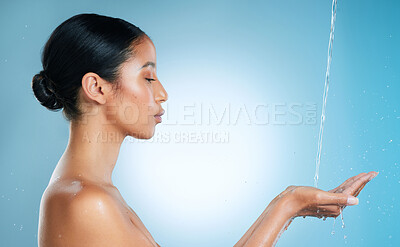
31, 70, 64, 110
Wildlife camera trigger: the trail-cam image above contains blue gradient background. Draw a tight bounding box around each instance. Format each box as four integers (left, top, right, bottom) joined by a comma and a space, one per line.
0, 0, 399, 246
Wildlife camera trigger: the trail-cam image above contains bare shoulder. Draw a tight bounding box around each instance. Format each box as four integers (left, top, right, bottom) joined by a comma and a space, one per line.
39, 179, 156, 247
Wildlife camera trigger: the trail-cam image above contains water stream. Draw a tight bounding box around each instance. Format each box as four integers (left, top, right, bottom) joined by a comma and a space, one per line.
314, 0, 338, 188
312, 0, 347, 236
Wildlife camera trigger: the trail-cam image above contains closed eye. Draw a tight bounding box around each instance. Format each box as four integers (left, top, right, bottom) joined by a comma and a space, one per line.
146, 78, 156, 83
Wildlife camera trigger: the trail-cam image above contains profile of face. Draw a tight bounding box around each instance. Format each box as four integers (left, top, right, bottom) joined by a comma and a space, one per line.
80, 37, 168, 140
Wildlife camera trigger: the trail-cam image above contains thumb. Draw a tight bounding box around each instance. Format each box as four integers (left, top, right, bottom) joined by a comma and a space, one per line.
318, 191, 359, 206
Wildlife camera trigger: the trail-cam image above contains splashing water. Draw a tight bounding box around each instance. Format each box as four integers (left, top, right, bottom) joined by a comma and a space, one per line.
314, 0, 338, 188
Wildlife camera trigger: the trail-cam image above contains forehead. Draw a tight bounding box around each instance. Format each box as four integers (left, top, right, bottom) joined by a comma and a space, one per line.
127, 37, 157, 71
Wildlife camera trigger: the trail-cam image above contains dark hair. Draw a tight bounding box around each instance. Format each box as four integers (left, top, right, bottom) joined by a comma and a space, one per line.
31, 13, 148, 121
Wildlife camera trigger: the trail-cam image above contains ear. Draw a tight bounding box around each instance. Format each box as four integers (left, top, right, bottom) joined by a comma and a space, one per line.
81, 72, 113, 105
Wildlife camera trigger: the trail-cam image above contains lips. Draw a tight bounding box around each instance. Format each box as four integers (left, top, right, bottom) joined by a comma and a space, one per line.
154, 109, 165, 123
155, 109, 165, 117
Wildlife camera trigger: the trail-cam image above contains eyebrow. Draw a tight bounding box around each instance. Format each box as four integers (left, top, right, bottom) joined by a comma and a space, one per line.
139, 61, 156, 70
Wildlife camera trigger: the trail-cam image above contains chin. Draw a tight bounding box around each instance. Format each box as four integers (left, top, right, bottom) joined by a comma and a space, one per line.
129, 128, 155, 140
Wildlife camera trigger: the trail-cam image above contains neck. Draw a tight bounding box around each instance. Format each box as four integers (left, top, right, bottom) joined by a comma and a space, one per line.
53, 115, 126, 186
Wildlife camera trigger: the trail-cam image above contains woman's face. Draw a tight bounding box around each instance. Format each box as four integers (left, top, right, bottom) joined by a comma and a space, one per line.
108, 37, 168, 139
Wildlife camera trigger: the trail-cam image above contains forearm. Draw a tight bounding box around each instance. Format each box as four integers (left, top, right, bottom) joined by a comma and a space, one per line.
239, 194, 297, 247
234, 189, 297, 247
233, 205, 270, 247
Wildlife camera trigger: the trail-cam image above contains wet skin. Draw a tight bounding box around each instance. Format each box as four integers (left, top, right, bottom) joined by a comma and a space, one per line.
234, 171, 378, 247
37, 35, 378, 247
38, 36, 167, 247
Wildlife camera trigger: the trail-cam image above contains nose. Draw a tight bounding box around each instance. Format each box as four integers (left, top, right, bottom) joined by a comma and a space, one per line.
154, 79, 168, 103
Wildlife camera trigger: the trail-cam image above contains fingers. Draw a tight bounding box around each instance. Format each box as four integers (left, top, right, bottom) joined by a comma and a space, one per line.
318, 172, 375, 206
341, 172, 371, 194
343, 171, 378, 195
319, 205, 342, 217
330, 171, 378, 194
353, 182, 367, 197
300, 205, 342, 218
339, 172, 369, 191
329, 172, 367, 193
353, 172, 378, 197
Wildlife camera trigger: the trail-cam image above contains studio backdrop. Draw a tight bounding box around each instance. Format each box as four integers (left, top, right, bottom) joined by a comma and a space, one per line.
0, 0, 399, 246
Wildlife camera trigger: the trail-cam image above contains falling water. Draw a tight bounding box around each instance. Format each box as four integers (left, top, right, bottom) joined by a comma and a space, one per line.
314, 0, 338, 188
340, 207, 345, 228
331, 208, 346, 236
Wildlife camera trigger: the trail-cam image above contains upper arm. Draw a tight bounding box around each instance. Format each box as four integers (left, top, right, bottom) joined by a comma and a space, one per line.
43, 185, 155, 247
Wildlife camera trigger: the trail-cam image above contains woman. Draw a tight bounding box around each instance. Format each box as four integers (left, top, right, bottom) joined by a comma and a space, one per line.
32, 13, 377, 247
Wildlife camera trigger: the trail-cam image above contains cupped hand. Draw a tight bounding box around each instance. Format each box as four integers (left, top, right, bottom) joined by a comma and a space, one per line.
328, 171, 378, 196
287, 171, 378, 219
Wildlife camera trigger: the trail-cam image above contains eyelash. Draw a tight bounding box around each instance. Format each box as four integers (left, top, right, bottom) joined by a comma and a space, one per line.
146, 78, 156, 83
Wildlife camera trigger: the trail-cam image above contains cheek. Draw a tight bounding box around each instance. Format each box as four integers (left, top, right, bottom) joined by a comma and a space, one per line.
118, 84, 155, 123
123, 83, 153, 104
